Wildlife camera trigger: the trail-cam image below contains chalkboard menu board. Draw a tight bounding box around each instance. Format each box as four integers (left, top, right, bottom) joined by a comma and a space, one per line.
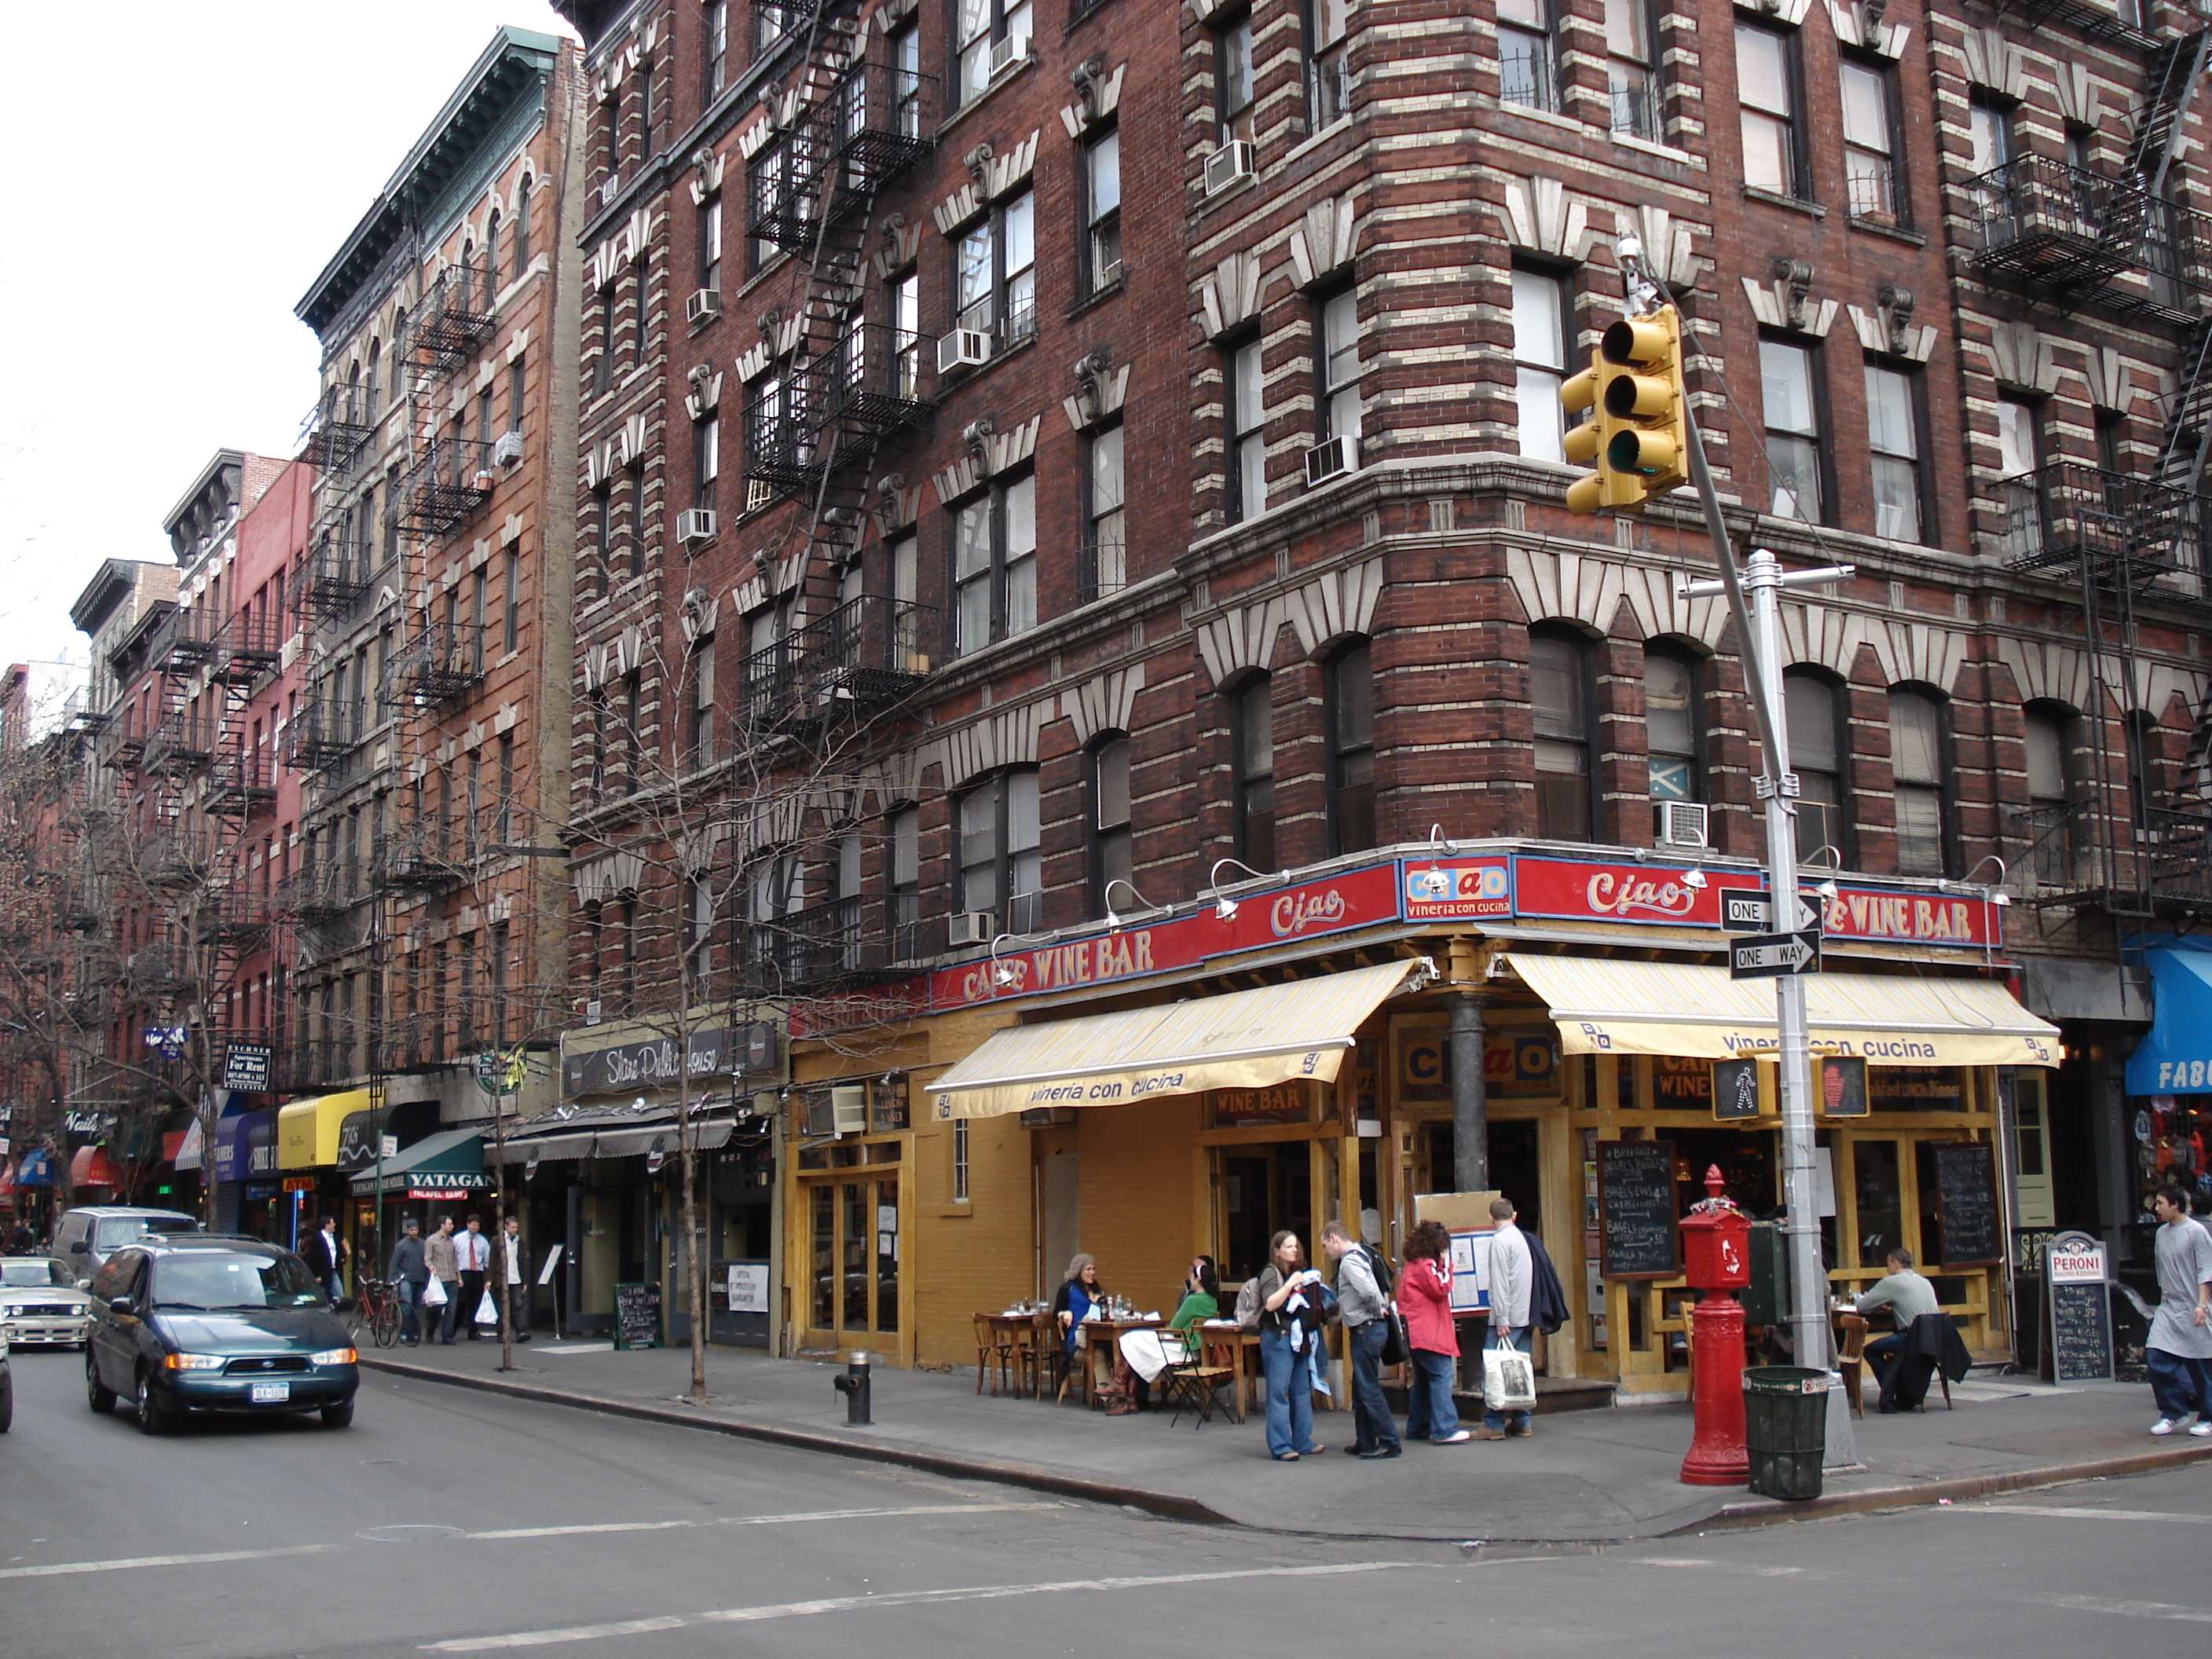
2045, 1232, 2115, 1382
1930, 1142, 2001, 1267
613, 1281, 661, 1350
1598, 1140, 1680, 1279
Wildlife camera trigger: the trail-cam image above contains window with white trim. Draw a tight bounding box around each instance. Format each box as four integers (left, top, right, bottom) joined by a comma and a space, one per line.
1306, 0, 1350, 127
959, 770, 1041, 933
1512, 267, 1569, 464
1227, 337, 1265, 522
1082, 129, 1122, 294
953, 474, 1036, 655
954, 191, 1035, 350
1319, 287, 1361, 444
956, 0, 1032, 107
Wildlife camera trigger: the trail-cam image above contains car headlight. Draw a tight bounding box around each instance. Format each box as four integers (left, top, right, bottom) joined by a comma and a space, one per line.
309, 1347, 357, 1367
163, 1353, 225, 1371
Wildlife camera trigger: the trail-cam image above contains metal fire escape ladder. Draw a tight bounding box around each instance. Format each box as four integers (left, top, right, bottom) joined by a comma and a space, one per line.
2126, 30, 2212, 197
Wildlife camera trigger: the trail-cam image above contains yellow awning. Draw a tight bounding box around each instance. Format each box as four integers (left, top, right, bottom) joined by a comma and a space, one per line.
927, 958, 1433, 1119
1506, 954, 2062, 1068
277, 1090, 375, 1169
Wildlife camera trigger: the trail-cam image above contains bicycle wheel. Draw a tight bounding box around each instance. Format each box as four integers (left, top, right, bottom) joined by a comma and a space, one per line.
370, 1292, 401, 1350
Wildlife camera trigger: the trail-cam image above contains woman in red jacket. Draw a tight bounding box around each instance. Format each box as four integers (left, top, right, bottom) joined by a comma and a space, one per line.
1399, 1221, 1470, 1444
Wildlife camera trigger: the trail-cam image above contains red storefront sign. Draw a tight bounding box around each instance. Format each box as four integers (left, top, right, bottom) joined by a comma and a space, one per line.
1402, 858, 1512, 920
1816, 886, 2001, 948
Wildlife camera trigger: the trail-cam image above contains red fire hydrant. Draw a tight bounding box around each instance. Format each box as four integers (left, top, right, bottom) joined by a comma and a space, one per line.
1678, 1165, 1751, 1486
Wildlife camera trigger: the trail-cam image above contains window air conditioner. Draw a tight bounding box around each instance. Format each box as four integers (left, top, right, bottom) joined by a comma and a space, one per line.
947, 909, 997, 947
686, 287, 722, 325
831, 1084, 868, 1134
936, 328, 991, 373
492, 430, 525, 467
1655, 800, 1710, 849
1204, 141, 1256, 196
989, 33, 1030, 77
1303, 434, 1358, 486
599, 174, 622, 207
676, 507, 719, 548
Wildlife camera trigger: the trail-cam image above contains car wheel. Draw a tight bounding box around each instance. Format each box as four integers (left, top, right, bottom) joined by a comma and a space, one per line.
0, 1376, 13, 1433
134, 1371, 173, 1436
86, 1351, 115, 1414
320, 1397, 355, 1430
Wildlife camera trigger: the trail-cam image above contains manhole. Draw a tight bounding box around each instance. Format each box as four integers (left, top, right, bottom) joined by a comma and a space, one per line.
357, 1524, 464, 1544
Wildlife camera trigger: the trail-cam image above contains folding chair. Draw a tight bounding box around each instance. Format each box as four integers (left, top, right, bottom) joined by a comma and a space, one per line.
1157, 1328, 1237, 1428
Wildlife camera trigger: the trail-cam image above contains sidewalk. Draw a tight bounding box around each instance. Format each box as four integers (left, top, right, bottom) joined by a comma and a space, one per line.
361, 1337, 2209, 1544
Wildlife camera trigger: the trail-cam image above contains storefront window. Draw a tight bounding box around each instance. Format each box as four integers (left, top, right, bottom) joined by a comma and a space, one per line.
874, 1178, 899, 1333
811, 1185, 834, 1328
1870, 1066, 1966, 1111
1854, 1138, 1902, 1267
843, 1182, 868, 1330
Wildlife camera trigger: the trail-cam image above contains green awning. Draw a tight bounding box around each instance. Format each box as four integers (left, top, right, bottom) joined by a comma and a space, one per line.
347, 1128, 490, 1196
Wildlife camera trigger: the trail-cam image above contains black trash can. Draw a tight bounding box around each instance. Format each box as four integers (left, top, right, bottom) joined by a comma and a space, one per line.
1742, 1366, 1828, 1501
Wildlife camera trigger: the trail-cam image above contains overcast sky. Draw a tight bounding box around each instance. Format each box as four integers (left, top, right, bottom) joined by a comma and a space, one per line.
0, 2, 577, 694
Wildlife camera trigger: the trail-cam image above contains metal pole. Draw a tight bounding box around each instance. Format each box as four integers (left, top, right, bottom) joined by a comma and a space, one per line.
1448, 992, 1490, 1193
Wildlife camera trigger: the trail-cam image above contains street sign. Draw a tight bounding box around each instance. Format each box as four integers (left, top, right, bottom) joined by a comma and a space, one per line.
477, 1049, 529, 1097
1730, 928, 1822, 979
1720, 892, 1821, 932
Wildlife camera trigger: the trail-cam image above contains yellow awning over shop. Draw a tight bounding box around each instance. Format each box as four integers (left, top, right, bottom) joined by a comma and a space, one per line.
927, 958, 1434, 1119
1506, 954, 2062, 1068
277, 1090, 375, 1169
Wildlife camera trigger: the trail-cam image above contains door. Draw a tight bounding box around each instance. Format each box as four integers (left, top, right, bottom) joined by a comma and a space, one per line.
1041, 1151, 1079, 1290
805, 1175, 900, 1347
1218, 1143, 1313, 1282
2012, 1071, 2056, 1230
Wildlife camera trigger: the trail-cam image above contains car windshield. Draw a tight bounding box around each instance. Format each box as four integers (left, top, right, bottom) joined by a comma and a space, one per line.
94, 1217, 194, 1249
151, 1252, 323, 1309
0, 1258, 73, 1289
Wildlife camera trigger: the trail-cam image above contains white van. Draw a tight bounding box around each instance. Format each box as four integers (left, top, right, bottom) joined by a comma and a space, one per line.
50, 1207, 200, 1287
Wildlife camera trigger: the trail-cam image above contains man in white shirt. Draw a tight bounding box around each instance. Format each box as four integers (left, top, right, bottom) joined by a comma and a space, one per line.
455, 1214, 492, 1340
1477, 1198, 1536, 1440
494, 1215, 531, 1342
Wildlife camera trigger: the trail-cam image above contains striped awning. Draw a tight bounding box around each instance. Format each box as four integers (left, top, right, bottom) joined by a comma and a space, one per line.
926, 958, 1434, 1120
1506, 954, 2062, 1068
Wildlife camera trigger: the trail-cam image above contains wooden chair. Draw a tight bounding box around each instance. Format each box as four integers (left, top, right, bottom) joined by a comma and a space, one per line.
973, 1313, 1016, 1397
1158, 1328, 1238, 1428
1834, 1312, 1867, 1419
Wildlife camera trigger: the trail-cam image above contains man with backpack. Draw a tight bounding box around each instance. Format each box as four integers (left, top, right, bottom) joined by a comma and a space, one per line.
1322, 1218, 1402, 1459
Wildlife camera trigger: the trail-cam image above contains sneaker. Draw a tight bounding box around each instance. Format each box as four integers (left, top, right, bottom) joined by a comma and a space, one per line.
1273, 1451, 1302, 1462
1435, 1429, 1474, 1444
1358, 1445, 1403, 1459
1300, 1445, 1328, 1455
1507, 1423, 1534, 1437
1470, 1426, 1507, 1441
2153, 1418, 2180, 1436
2191, 1422, 2212, 1438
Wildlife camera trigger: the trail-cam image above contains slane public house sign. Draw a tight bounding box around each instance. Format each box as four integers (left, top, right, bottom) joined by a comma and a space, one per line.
562, 1024, 783, 1098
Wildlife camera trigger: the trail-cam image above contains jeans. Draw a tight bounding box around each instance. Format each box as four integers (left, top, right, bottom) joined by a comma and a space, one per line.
1404, 1348, 1459, 1441
2148, 1346, 2212, 1422
496, 1281, 529, 1339
433, 1280, 460, 1341
1863, 1331, 1908, 1394
1347, 1320, 1401, 1452
1259, 1330, 1317, 1458
397, 1278, 425, 1342
1482, 1326, 1532, 1434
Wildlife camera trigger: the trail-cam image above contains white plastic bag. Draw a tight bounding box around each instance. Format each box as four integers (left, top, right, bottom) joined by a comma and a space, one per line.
1483, 1334, 1537, 1412
475, 1289, 499, 1326
423, 1276, 449, 1308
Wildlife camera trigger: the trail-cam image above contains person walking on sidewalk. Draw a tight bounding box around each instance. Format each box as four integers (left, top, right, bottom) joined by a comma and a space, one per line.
1478, 1198, 1534, 1441
456, 1215, 491, 1340
1236, 1231, 1330, 1461
1399, 1221, 1470, 1445
2148, 1185, 2212, 1437
1322, 1218, 1401, 1459
425, 1216, 462, 1344
493, 1215, 531, 1342
387, 1218, 430, 1346
301, 1216, 347, 1306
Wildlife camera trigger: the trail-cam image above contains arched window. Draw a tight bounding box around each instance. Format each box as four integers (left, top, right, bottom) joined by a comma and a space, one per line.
1888, 686, 1951, 877
1229, 675, 1274, 870
344, 363, 361, 424
485, 211, 501, 308
959, 769, 1041, 934
1785, 671, 1848, 864
2025, 702, 2082, 885
365, 340, 381, 416
1089, 736, 1132, 916
1326, 641, 1375, 854
1531, 629, 1593, 841
513, 179, 533, 280
1643, 646, 1705, 822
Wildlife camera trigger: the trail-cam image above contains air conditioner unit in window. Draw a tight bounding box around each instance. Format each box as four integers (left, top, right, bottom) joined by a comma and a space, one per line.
989, 33, 1030, 76
936, 328, 991, 373
947, 910, 998, 947
1203, 140, 1255, 196
1303, 434, 1358, 486
599, 174, 622, 207
831, 1084, 868, 1134
492, 430, 525, 467
686, 287, 722, 326
676, 507, 718, 548
1655, 800, 1710, 849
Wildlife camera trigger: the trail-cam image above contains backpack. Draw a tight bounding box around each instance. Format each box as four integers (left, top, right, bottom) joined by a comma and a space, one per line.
1357, 1243, 1397, 1298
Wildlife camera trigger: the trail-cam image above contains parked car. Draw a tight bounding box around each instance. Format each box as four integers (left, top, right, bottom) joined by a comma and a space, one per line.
85, 1237, 358, 1434
51, 1207, 200, 1287
0, 1256, 94, 1348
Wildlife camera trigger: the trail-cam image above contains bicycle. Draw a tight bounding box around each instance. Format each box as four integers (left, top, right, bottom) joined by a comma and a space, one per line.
351, 1277, 403, 1350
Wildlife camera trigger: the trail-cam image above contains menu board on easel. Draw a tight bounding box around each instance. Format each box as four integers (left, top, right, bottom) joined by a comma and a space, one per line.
1597, 1140, 1679, 1280
2045, 1232, 2115, 1383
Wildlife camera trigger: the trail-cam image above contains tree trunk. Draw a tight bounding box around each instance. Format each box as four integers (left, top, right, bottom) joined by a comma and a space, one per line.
683, 1126, 705, 1401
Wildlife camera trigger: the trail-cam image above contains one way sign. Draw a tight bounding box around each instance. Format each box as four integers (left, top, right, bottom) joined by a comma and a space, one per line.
1730, 928, 1822, 979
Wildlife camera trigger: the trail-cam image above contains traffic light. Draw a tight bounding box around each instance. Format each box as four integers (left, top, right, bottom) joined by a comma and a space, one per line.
1561, 349, 1614, 516
1562, 303, 1690, 515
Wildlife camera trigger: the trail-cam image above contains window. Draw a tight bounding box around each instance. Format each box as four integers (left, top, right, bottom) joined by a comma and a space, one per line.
1082, 129, 1122, 293
687, 873, 716, 982
698, 192, 723, 295
1889, 688, 1950, 877
628, 462, 646, 579
889, 806, 920, 958
636, 59, 656, 158
705, 0, 728, 100
954, 192, 1035, 348
513, 178, 532, 279
956, 0, 1032, 106
959, 770, 1041, 932
594, 283, 615, 396
1840, 59, 1901, 222
952, 1117, 970, 1203
1218, 14, 1255, 142
746, 853, 801, 977
477, 385, 494, 449
891, 24, 921, 136
1090, 737, 1133, 916
1760, 339, 1823, 522
890, 268, 921, 398
952, 474, 1036, 654
694, 415, 719, 511
1736, 24, 1800, 197
1785, 672, 1848, 863
1865, 365, 1924, 542
508, 355, 526, 438
1327, 643, 1377, 855
2025, 705, 2081, 885
1306, 0, 1351, 127
1082, 425, 1125, 602
502, 542, 521, 654
591, 483, 613, 590
689, 634, 716, 767
1995, 394, 2044, 558
1531, 632, 1592, 841
1319, 287, 1361, 443
1227, 337, 1266, 522
1512, 268, 1570, 463
2126, 709, 2161, 838
632, 257, 649, 368
365, 342, 381, 416
1644, 649, 1704, 808
1968, 99, 2016, 232
1231, 676, 1275, 870
1606, 0, 1661, 140
485, 212, 502, 302
496, 733, 515, 845
1499, 0, 1557, 111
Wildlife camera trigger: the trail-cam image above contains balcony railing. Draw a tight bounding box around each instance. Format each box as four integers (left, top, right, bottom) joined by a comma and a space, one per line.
278, 859, 351, 921
737, 595, 932, 732
1994, 460, 2206, 592
154, 606, 223, 671
413, 260, 497, 373
196, 881, 280, 942
400, 438, 495, 537
139, 829, 212, 891
280, 700, 361, 775
293, 537, 377, 623
374, 822, 471, 892
141, 712, 218, 777
218, 611, 285, 679
1968, 154, 2212, 319
2027, 806, 2212, 916
205, 745, 276, 816
743, 325, 934, 489
745, 56, 938, 252
1077, 526, 1127, 607
383, 624, 488, 709
296, 401, 375, 471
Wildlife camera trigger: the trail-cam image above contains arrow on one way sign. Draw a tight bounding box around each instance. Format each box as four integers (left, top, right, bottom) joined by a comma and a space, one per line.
1730, 928, 1822, 979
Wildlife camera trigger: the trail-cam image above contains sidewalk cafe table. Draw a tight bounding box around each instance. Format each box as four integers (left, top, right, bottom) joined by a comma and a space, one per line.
1080, 1316, 1162, 1407
1196, 1321, 1262, 1423
980, 1312, 1050, 1398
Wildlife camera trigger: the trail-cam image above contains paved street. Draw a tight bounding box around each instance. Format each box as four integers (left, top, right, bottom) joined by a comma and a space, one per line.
5, 1347, 2210, 1657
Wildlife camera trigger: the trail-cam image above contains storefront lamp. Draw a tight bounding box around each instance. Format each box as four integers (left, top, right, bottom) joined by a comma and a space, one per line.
1204, 858, 1284, 922
1103, 877, 1167, 933
1681, 866, 1707, 891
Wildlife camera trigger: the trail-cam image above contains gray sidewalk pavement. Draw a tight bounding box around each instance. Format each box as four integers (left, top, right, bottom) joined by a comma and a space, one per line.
361, 1335, 2210, 1543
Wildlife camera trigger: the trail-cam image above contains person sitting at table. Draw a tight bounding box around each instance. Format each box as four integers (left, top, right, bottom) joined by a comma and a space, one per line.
1050, 1254, 1105, 1391
1855, 1247, 1939, 1408
1168, 1256, 1221, 1331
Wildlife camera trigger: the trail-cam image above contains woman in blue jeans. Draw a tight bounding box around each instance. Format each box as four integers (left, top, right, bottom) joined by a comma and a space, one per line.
1398, 1220, 1470, 1444
1239, 1230, 1328, 1460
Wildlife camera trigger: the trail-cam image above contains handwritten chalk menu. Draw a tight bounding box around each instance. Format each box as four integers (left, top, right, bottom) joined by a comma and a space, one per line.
1930, 1142, 2001, 1267
2044, 1232, 2115, 1382
1598, 1140, 1680, 1279
613, 1281, 661, 1350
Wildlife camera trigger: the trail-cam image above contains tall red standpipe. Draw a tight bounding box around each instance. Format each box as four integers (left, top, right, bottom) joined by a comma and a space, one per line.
1679, 1164, 1752, 1486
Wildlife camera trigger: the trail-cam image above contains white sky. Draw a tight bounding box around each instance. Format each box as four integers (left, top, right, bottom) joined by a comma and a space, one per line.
0, 2, 578, 687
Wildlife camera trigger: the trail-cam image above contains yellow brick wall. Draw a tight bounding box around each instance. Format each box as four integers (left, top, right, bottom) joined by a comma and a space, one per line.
910, 1110, 1037, 1368
1070, 1097, 1203, 1318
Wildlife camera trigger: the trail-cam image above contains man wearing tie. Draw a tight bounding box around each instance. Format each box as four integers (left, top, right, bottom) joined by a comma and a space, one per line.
456, 1214, 492, 1339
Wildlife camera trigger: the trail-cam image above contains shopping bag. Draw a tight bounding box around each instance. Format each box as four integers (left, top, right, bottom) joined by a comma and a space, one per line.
1483, 1334, 1537, 1412
475, 1289, 500, 1326
423, 1276, 449, 1308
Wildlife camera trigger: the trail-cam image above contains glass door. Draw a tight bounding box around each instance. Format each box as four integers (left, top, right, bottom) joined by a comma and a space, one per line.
806, 1174, 899, 1348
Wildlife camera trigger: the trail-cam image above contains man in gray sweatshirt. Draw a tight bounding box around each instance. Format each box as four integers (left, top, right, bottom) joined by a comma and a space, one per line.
1478, 1198, 1535, 1439
1322, 1219, 1401, 1458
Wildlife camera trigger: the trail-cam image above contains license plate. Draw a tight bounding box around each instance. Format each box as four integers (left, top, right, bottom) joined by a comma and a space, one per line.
251, 1382, 291, 1404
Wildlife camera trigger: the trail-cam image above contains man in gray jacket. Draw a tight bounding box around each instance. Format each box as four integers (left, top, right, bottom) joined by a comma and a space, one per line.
1322, 1218, 1401, 1458
1478, 1197, 1535, 1440
386, 1218, 430, 1346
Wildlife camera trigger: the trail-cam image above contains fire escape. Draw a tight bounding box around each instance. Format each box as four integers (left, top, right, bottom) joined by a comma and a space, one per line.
1968, 28, 2212, 921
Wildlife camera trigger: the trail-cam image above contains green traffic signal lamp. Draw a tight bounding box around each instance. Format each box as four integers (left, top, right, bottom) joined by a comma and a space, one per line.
1595, 308, 1690, 504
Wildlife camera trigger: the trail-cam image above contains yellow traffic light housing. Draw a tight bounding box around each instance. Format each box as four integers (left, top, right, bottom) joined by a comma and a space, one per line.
1563, 305, 1691, 515
1562, 353, 1611, 515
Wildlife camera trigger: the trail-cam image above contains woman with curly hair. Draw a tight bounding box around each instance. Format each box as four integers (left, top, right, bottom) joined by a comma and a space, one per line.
1399, 1219, 1470, 1444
